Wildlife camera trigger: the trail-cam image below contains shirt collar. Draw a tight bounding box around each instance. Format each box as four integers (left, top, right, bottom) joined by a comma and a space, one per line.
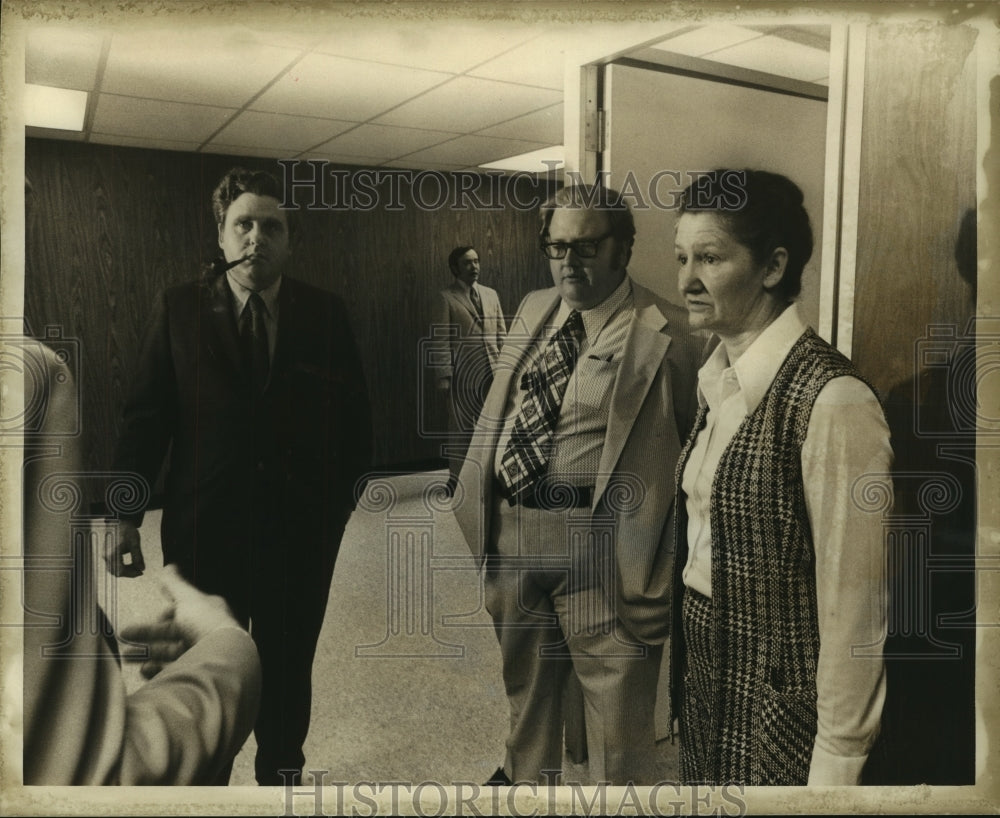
696, 303, 807, 414
556, 275, 632, 340
226, 272, 282, 318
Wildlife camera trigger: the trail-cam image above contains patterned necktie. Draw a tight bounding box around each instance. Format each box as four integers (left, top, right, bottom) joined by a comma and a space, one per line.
498, 309, 584, 504
240, 291, 270, 393
470, 285, 484, 319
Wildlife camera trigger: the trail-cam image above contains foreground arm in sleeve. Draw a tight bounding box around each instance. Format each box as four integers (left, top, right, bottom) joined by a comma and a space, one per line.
802, 375, 892, 785
115, 566, 262, 785
21, 344, 260, 786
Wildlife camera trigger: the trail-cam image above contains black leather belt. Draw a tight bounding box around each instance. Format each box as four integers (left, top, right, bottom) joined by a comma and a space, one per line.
497, 479, 594, 510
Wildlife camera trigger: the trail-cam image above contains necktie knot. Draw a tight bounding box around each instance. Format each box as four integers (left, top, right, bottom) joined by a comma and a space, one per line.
246, 291, 265, 319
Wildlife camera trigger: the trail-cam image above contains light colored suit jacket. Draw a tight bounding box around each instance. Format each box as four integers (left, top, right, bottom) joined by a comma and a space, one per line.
20, 342, 261, 785
432, 279, 506, 383
454, 279, 701, 644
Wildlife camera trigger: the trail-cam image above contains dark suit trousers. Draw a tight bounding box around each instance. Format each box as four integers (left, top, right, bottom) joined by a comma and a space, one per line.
179, 473, 345, 786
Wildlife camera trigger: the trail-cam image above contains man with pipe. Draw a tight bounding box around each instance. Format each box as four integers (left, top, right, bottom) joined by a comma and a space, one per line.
107, 166, 372, 785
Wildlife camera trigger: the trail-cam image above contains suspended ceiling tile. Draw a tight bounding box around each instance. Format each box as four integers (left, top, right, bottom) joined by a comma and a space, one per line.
373, 76, 562, 132
101, 29, 301, 108
251, 53, 452, 121
479, 144, 564, 173
298, 152, 385, 167
228, 23, 327, 52
707, 35, 831, 83
761, 25, 832, 51
315, 123, 458, 159
201, 143, 294, 159
312, 19, 538, 73
89, 133, 205, 153
208, 110, 357, 152
467, 34, 567, 90
648, 24, 763, 57
92, 94, 237, 142
381, 158, 469, 172
475, 104, 563, 143
25, 26, 105, 91
402, 134, 549, 167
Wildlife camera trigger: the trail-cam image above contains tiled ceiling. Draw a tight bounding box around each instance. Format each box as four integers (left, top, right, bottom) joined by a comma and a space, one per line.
25, 19, 830, 172
647, 24, 831, 85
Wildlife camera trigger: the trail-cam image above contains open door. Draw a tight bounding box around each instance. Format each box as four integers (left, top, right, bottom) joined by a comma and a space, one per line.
563, 20, 984, 780
596, 27, 833, 331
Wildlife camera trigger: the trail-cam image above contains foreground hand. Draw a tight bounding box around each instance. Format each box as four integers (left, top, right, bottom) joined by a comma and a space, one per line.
104, 520, 146, 577
119, 565, 244, 678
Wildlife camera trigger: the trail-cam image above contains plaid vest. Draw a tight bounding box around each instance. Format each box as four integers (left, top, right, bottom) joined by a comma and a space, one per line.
671, 329, 875, 784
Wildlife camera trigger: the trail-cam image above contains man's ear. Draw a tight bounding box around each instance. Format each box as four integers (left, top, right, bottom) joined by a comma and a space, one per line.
617, 238, 633, 270
217, 222, 225, 250
762, 247, 788, 290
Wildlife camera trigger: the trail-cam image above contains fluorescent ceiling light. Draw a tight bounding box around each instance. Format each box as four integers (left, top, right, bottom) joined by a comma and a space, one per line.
480, 145, 563, 173
25, 84, 88, 131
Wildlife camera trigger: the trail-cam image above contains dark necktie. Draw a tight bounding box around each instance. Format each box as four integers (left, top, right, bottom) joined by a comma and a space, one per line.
240, 291, 270, 393
498, 309, 584, 504
470, 286, 484, 319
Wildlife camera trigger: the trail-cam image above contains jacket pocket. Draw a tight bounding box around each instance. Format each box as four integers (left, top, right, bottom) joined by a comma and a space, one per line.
755, 680, 817, 785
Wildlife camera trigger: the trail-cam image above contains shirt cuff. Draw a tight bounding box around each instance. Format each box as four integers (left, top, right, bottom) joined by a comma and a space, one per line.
807, 741, 868, 785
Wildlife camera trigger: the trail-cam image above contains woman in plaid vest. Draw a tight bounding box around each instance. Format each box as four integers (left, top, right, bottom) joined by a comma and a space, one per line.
670, 169, 892, 785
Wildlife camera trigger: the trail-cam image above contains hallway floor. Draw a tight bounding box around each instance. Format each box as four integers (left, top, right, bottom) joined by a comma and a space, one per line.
102, 470, 678, 786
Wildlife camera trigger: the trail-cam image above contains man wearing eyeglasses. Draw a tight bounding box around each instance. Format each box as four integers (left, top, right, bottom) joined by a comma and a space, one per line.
454, 184, 701, 785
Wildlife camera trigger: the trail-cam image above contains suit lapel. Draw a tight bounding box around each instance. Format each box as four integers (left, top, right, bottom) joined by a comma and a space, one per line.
490, 288, 559, 418
466, 290, 560, 539
204, 273, 244, 378
445, 280, 478, 323
594, 292, 672, 506
270, 277, 296, 378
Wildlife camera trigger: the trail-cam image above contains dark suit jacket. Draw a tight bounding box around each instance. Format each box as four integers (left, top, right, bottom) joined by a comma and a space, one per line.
114, 272, 372, 611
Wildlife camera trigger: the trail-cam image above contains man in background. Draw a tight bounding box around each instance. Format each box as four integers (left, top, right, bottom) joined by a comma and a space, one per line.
454, 186, 700, 784
106, 167, 372, 785
433, 245, 506, 495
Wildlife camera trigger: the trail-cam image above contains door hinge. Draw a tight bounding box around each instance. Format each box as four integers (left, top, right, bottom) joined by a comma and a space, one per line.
585, 108, 605, 153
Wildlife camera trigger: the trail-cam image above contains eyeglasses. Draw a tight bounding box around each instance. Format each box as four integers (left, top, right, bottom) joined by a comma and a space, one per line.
540, 233, 613, 260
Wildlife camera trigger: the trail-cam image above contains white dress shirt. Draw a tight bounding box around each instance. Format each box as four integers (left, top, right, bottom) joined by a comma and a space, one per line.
681, 303, 892, 785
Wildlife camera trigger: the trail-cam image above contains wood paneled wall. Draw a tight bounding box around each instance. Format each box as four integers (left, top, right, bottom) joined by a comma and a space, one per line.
24, 140, 555, 482
850, 23, 979, 785
852, 23, 978, 396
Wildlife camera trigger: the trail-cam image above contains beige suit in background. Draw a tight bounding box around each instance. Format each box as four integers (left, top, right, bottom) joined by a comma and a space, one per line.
433, 279, 506, 483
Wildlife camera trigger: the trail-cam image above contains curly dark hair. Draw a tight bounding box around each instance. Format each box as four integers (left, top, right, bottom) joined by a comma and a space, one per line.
211, 167, 297, 237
